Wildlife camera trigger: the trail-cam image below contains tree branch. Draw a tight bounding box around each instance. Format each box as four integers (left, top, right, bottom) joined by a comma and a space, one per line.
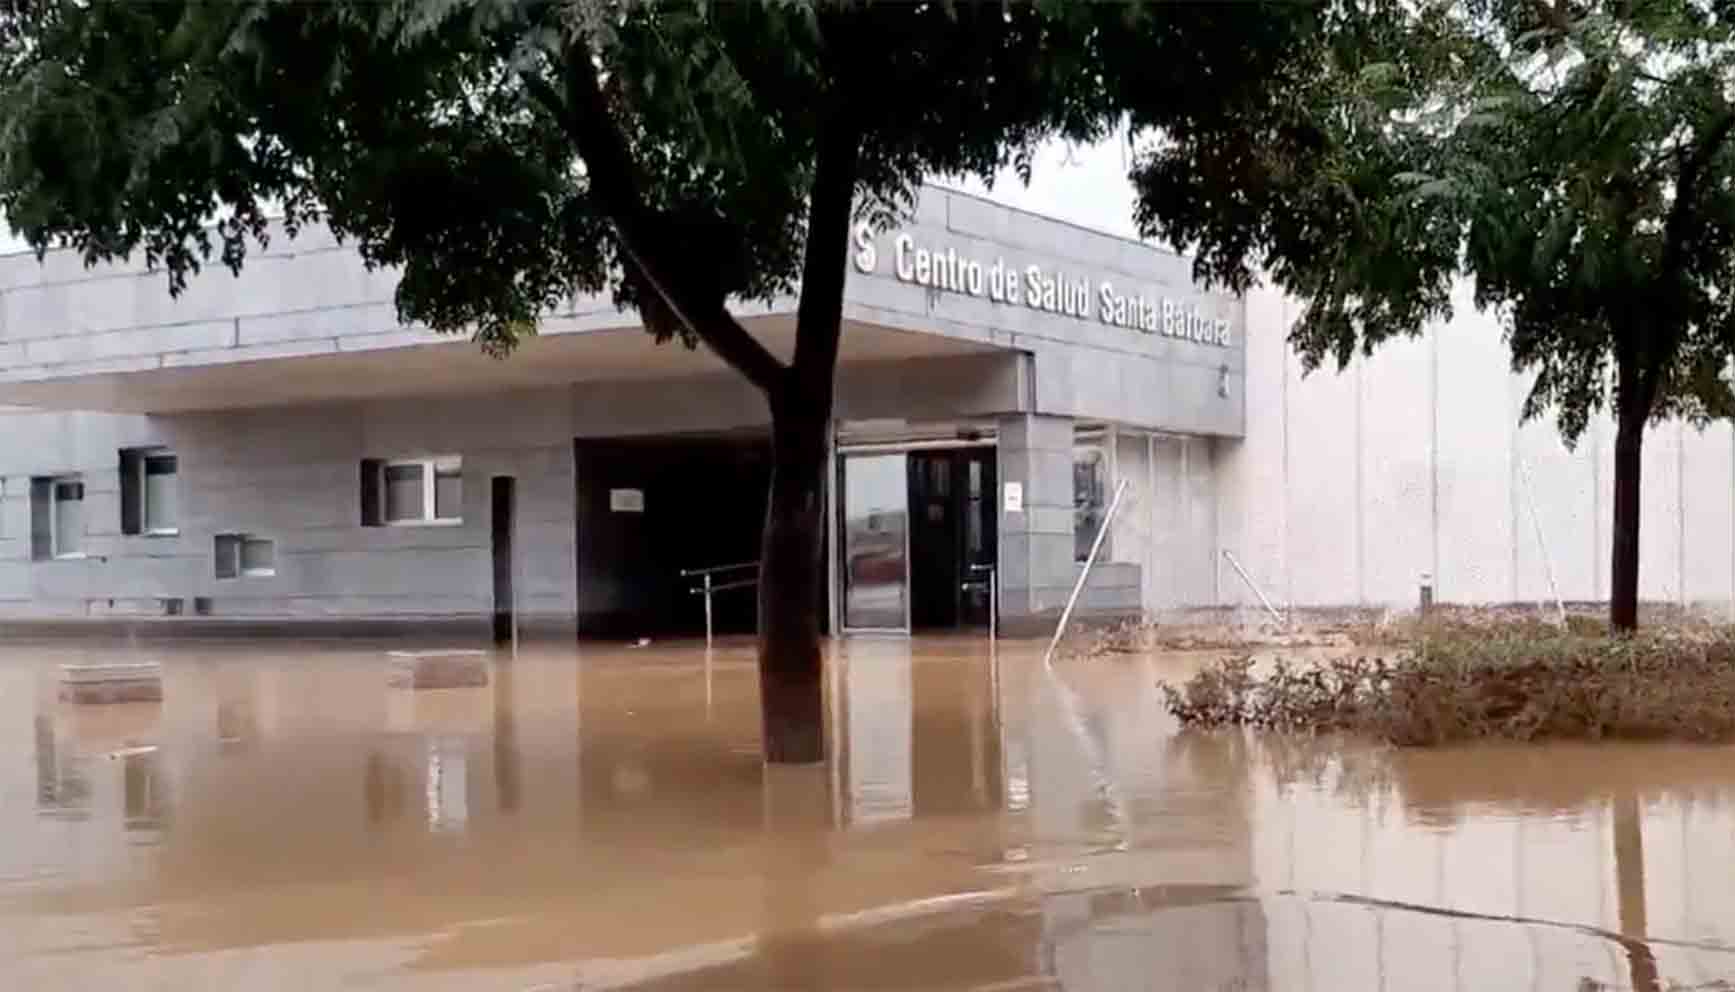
522, 43, 787, 395
1660, 105, 1735, 283
1633, 105, 1735, 407
1529, 0, 1573, 35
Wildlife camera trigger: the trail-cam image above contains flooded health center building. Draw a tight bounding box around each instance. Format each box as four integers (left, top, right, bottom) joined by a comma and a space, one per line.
0, 184, 1725, 637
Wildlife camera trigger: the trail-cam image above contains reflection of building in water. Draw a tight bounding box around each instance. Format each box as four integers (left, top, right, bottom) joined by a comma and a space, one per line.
121, 748, 168, 833
363, 736, 477, 834
838, 641, 912, 826
1250, 744, 1735, 991
1014, 664, 1271, 992
215, 698, 258, 750
423, 736, 470, 833
911, 649, 1002, 819
1044, 887, 1269, 992
364, 748, 412, 825
836, 642, 1006, 829
34, 713, 91, 819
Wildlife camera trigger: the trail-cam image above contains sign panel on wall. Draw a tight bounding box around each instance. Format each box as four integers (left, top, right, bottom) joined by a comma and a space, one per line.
1002, 482, 1023, 514
849, 222, 1233, 347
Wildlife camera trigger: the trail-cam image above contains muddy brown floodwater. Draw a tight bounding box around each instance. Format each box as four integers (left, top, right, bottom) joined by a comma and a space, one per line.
1, 636, 1733, 990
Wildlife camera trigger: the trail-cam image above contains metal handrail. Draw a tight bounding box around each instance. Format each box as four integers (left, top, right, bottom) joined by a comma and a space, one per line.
680, 560, 759, 578
702, 578, 759, 594
1221, 549, 1286, 627
685, 561, 761, 646
961, 563, 998, 639
1044, 478, 1130, 668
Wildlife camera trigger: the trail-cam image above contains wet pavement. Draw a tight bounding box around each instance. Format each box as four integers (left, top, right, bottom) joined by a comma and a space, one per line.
1, 636, 1733, 990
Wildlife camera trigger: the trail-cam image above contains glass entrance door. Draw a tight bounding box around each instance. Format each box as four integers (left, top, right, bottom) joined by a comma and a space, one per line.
840, 454, 909, 632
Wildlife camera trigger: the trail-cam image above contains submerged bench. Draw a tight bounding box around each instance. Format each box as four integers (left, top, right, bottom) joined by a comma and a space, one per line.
59, 662, 164, 704
386, 650, 489, 690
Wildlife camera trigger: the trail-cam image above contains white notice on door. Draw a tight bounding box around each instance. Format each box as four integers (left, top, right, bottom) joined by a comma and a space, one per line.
609, 488, 645, 513
1002, 481, 1023, 514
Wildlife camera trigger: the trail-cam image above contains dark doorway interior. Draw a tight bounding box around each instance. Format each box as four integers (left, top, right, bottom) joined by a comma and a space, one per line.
490, 476, 516, 645
574, 434, 773, 640
907, 448, 997, 630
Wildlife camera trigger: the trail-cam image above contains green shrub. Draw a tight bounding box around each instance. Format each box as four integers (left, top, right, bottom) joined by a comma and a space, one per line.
1162, 626, 1735, 745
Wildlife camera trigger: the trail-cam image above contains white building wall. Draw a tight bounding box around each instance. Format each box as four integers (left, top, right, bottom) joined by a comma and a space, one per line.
1107, 429, 1219, 613
1220, 283, 1735, 614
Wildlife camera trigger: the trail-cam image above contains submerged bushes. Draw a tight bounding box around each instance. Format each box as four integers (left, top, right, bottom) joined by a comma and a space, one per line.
1161, 624, 1735, 745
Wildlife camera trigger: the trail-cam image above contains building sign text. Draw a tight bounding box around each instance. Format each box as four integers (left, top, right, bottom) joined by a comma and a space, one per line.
850, 223, 1231, 347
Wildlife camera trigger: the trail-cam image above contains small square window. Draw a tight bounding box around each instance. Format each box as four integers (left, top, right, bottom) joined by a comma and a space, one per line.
215, 533, 275, 579
239, 537, 274, 576
374, 456, 461, 525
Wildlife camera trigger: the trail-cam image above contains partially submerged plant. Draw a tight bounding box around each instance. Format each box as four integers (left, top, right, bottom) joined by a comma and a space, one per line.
1163, 625, 1735, 746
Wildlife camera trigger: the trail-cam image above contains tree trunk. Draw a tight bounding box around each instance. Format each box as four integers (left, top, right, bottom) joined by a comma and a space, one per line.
1610, 364, 1648, 634
755, 103, 860, 764
757, 392, 830, 763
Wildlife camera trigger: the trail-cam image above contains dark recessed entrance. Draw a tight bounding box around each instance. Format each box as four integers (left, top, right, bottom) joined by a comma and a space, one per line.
908, 449, 997, 630
574, 434, 771, 640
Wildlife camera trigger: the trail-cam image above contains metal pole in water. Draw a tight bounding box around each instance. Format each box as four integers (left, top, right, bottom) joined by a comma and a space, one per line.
989, 565, 997, 642
510, 512, 520, 658
703, 572, 714, 648
1043, 479, 1129, 669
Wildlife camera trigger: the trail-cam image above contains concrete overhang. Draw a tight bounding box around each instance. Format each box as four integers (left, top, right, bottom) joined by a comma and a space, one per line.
0, 314, 1009, 414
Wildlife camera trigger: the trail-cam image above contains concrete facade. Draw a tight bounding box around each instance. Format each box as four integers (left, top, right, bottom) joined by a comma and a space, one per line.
0, 179, 1717, 631
0, 186, 1245, 631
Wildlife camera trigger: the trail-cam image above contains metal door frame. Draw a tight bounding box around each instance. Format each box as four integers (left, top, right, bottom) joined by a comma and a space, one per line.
832, 437, 999, 638
836, 450, 912, 636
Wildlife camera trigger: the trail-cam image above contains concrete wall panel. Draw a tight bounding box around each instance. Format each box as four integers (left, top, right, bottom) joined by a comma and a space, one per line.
1358, 336, 1434, 606
1513, 413, 1598, 605
1682, 423, 1733, 610
1281, 348, 1359, 607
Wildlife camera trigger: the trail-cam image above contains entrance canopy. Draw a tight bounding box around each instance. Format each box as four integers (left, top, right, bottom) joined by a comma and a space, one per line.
0, 315, 1004, 414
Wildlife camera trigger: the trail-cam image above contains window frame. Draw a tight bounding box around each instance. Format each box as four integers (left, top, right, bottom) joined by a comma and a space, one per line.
49, 475, 85, 560
238, 536, 275, 577
381, 456, 463, 526
1072, 443, 1110, 563
215, 533, 276, 579
139, 450, 179, 536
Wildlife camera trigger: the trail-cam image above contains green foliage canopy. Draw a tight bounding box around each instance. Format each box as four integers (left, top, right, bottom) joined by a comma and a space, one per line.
0, 0, 1319, 365
1133, 0, 1735, 443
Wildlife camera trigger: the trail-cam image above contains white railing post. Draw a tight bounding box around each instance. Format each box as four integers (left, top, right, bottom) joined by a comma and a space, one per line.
1516, 453, 1568, 625
702, 572, 714, 647
1221, 549, 1286, 628
683, 561, 759, 646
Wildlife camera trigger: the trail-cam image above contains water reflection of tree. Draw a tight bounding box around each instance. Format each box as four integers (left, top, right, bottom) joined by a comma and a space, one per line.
1230, 734, 1695, 992
1612, 791, 1659, 992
